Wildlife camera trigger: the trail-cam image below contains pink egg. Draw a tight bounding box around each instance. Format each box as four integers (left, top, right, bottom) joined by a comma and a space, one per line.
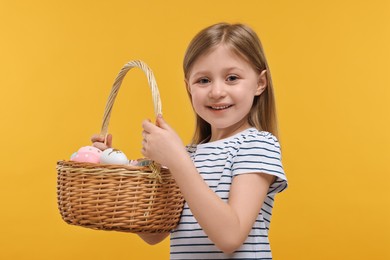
71, 146, 102, 163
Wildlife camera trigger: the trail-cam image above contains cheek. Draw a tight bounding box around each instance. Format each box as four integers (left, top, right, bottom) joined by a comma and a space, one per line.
235, 89, 256, 103
234, 92, 257, 113
191, 93, 202, 111
189, 88, 202, 104
190, 90, 209, 117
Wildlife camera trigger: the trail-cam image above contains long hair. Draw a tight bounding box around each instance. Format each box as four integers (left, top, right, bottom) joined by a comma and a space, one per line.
183, 23, 279, 144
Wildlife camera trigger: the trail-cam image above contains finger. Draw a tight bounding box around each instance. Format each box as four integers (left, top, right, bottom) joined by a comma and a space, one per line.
142, 119, 156, 132
156, 114, 171, 130
141, 130, 148, 140
91, 134, 105, 143
141, 140, 148, 157
142, 137, 148, 147
105, 134, 113, 148
93, 142, 108, 151
141, 147, 147, 157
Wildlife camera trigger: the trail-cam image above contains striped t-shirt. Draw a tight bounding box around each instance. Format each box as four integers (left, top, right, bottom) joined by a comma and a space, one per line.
170, 128, 288, 260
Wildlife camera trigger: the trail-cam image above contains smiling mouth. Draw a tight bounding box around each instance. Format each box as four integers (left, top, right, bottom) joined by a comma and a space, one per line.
209, 105, 233, 110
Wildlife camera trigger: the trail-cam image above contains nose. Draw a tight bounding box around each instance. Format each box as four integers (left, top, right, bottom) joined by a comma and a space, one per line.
208, 81, 226, 99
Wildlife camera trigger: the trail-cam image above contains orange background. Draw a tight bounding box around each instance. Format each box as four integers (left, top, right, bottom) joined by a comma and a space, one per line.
0, 0, 389, 259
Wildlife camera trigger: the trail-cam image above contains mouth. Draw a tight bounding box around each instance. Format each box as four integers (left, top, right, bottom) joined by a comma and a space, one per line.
208, 104, 233, 110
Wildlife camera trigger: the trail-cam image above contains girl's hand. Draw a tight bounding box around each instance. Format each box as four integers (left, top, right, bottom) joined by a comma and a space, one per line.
91, 134, 113, 151
141, 115, 187, 168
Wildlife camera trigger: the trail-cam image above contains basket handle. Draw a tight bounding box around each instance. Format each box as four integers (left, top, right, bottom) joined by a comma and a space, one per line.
100, 60, 162, 136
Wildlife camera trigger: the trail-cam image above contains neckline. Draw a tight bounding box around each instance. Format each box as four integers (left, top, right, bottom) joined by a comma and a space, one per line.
196, 127, 256, 147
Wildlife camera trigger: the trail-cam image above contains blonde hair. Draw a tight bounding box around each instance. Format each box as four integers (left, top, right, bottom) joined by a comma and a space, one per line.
183, 23, 279, 144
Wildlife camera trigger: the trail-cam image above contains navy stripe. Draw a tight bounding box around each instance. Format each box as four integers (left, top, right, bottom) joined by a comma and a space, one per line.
239, 146, 280, 155
236, 153, 280, 161
248, 234, 268, 238
234, 167, 284, 175
216, 182, 232, 185
172, 228, 203, 232
178, 221, 199, 225
195, 158, 228, 163
216, 189, 230, 192
170, 235, 209, 240
263, 201, 273, 208
252, 226, 268, 231
268, 183, 286, 194
261, 206, 272, 214
197, 164, 227, 169
171, 250, 271, 254
242, 138, 280, 147
171, 243, 215, 247
196, 151, 230, 156
234, 160, 283, 169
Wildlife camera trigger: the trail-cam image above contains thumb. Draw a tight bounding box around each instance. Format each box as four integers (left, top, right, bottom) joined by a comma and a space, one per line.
105, 134, 113, 148
156, 114, 170, 130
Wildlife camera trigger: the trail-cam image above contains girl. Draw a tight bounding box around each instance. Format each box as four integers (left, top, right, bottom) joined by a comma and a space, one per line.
92, 22, 287, 259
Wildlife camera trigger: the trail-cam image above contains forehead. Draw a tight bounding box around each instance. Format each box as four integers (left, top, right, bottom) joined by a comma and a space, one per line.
190, 44, 252, 72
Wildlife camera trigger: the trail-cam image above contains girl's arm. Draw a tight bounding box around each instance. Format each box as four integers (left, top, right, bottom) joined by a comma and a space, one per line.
169, 153, 274, 254
137, 233, 170, 245
142, 116, 275, 254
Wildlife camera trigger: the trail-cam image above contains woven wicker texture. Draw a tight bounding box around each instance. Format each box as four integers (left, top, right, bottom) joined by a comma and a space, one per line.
57, 60, 184, 233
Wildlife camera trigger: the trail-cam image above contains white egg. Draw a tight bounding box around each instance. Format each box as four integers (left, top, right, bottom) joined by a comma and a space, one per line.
100, 148, 128, 165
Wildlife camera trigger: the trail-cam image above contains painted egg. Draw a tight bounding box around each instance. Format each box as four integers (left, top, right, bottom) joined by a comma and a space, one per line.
128, 160, 138, 166
71, 146, 102, 163
136, 159, 152, 166
70, 152, 78, 160
100, 148, 128, 165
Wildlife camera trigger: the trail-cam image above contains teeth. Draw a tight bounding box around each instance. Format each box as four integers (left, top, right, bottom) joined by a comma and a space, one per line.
211, 105, 230, 110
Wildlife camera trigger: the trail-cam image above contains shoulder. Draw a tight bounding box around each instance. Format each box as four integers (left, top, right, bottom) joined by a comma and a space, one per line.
236, 128, 281, 154
232, 129, 287, 189
244, 128, 279, 142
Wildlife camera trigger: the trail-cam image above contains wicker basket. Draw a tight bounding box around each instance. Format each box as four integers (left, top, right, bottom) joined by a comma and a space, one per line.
57, 60, 184, 233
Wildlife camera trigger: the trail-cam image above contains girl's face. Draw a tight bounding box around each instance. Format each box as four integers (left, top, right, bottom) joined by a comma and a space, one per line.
187, 44, 267, 141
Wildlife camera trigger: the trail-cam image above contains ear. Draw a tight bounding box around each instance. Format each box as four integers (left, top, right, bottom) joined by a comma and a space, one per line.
255, 70, 267, 96
184, 79, 191, 93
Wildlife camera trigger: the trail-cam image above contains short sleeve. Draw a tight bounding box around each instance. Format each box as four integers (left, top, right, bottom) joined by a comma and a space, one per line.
232, 131, 288, 195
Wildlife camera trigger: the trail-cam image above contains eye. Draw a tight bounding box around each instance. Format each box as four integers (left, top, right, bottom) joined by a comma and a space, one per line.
198, 77, 210, 84
226, 75, 239, 82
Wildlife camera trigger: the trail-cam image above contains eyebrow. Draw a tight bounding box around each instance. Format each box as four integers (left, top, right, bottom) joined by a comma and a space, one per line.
190, 67, 244, 78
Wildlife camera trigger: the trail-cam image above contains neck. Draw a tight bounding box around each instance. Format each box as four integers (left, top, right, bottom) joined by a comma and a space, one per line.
209, 121, 251, 142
